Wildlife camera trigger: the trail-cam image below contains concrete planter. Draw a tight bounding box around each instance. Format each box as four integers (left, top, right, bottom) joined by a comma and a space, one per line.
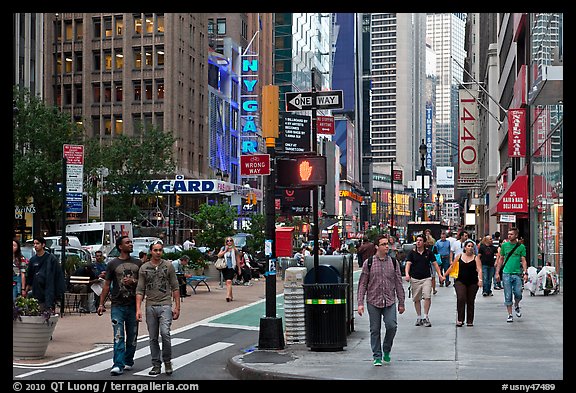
13, 314, 59, 360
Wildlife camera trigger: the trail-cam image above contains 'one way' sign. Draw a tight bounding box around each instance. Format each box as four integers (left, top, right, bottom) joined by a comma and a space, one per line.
285, 90, 344, 111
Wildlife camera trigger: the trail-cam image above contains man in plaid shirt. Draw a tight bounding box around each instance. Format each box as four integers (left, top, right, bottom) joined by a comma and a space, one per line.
357, 235, 405, 366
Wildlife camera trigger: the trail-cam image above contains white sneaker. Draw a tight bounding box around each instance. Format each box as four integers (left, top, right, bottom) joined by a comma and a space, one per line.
506, 314, 513, 323
124, 365, 133, 371
110, 366, 123, 376
515, 306, 522, 318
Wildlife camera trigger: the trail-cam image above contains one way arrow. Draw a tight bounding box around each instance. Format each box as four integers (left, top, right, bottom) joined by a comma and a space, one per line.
288, 93, 304, 110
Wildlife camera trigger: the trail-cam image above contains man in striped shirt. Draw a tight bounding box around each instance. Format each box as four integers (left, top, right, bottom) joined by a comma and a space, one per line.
357, 235, 405, 366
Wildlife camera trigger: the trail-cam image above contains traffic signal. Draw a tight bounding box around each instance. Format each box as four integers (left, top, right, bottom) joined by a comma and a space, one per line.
175, 194, 181, 207
276, 155, 326, 188
262, 85, 279, 138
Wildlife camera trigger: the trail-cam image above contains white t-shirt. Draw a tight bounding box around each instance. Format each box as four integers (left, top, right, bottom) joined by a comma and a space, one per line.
450, 240, 465, 260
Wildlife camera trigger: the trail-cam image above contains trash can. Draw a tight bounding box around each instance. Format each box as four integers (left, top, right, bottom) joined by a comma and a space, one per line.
303, 282, 348, 351
304, 255, 355, 334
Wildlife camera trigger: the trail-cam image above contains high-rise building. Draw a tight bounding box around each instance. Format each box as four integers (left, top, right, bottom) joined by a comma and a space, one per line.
13, 13, 44, 97
43, 13, 209, 179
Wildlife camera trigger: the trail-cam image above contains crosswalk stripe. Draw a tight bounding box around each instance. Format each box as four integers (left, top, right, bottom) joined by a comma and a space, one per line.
133, 342, 234, 377
78, 338, 189, 372
14, 369, 46, 378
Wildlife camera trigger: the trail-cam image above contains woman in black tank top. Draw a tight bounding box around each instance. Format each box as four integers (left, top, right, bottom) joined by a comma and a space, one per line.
443, 239, 483, 326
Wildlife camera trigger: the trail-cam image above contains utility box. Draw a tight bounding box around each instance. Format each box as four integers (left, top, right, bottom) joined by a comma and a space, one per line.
275, 227, 295, 257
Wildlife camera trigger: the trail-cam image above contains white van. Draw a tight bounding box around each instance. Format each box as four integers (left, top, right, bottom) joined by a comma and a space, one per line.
66, 221, 133, 257
26, 235, 82, 249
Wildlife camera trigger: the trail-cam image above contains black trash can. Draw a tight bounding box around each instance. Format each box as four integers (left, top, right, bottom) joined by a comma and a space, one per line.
303, 282, 348, 351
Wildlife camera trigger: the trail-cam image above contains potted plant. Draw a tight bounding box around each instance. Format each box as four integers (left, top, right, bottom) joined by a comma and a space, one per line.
185, 248, 208, 275
13, 296, 59, 360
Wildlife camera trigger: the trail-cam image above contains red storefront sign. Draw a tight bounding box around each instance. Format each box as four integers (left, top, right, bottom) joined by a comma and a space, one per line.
508, 108, 526, 158
492, 175, 528, 215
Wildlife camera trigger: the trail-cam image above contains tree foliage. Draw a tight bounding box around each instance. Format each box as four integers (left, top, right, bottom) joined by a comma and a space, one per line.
13, 88, 85, 234
13, 86, 177, 233
190, 203, 238, 253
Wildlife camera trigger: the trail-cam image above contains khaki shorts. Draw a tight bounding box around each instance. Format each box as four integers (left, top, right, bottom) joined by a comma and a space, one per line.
410, 277, 432, 302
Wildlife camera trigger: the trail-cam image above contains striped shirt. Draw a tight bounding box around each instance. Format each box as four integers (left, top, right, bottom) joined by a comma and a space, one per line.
357, 254, 405, 309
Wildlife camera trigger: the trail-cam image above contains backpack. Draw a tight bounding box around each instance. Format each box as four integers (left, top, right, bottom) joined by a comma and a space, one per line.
367, 254, 398, 272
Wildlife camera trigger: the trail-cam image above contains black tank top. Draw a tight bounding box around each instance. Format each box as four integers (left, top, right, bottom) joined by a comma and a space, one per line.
456, 255, 479, 286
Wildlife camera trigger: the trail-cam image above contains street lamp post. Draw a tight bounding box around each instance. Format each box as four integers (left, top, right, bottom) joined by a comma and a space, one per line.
419, 139, 427, 222
436, 190, 441, 222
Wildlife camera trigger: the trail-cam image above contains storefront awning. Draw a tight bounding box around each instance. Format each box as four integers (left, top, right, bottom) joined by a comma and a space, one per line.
490, 175, 528, 216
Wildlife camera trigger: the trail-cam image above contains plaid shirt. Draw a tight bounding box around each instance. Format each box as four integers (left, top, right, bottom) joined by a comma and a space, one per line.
357, 254, 405, 309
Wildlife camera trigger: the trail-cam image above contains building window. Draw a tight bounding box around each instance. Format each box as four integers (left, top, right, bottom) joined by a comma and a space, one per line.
145, 15, 154, 34
115, 83, 123, 101
145, 46, 153, 67
133, 115, 143, 136
115, 16, 123, 36
65, 21, 73, 41
94, 19, 101, 38
208, 18, 214, 35
217, 18, 226, 35
134, 83, 141, 101
134, 49, 142, 68
115, 50, 124, 69
157, 47, 164, 66
157, 14, 164, 33
64, 85, 72, 105
157, 81, 164, 99
134, 16, 143, 35
104, 117, 112, 135
93, 83, 101, 103
104, 17, 113, 38
64, 53, 73, 73
75, 20, 83, 40
75, 85, 82, 104
75, 52, 82, 72
94, 51, 101, 71
145, 81, 153, 100
115, 117, 123, 135
104, 84, 112, 102
104, 51, 112, 71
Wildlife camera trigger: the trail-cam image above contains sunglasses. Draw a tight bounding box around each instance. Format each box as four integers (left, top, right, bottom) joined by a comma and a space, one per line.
151, 239, 164, 246
226, 239, 233, 242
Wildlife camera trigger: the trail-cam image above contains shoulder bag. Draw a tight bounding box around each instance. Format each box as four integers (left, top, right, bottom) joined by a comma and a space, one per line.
214, 257, 227, 270
449, 255, 460, 279
500, 242, 521, 273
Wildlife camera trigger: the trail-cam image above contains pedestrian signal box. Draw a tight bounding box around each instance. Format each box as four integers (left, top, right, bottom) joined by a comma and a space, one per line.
276, 155, 326, 188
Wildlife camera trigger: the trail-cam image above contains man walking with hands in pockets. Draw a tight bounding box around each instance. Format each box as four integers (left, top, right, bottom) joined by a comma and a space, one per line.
357, 235, 405, 365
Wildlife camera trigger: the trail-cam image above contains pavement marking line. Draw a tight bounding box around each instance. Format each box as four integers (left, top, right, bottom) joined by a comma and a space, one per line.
14, 369, 46, 378
78, 338, 189, 373
133, 342, 234, 377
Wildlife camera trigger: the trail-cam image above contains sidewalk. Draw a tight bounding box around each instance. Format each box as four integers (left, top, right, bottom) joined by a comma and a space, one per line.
229, 278, 564, 381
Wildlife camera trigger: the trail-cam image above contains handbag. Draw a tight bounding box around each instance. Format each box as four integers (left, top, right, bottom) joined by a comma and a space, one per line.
214, 257, 227, 270
449, 255, 460, 279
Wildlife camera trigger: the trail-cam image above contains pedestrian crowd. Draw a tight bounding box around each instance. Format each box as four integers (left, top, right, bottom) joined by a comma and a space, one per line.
356, 227, 529, 366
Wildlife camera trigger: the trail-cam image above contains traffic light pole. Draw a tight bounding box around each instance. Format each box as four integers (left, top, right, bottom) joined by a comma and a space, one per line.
258, 85, 284, 350
311, 68, 319, 283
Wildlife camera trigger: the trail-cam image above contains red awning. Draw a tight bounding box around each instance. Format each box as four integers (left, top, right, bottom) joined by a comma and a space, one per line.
490, 175, 528, 216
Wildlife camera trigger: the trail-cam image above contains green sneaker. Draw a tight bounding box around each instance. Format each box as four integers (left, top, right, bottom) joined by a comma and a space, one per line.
373, 358, 383, 366
383, 352, 391, 363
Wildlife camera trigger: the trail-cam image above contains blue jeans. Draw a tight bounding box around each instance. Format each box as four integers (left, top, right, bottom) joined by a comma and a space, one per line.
145, 304, 173, 366
502, 273, 523, 307
440, 256, 450, 284
110, 304, 139, 370
482, 265, 495, 294
367, 303, 397, 359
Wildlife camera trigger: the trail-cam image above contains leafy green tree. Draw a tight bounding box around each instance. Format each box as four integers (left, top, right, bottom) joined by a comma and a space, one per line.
13, 88, 84, 234
83, 127, 176, 222
190, 203, 238, 253
244, 213, 265, 253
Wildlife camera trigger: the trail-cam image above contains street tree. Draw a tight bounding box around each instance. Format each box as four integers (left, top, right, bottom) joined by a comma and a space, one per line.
13, 87, 84, 234
190, 203, 238, 253
83, 126, 176, 222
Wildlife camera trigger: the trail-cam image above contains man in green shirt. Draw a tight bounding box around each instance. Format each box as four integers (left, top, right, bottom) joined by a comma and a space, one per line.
495, 228, 528, 323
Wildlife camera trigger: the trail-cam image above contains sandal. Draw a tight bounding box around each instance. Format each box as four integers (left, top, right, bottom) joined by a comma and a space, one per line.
456, 321, 463, 327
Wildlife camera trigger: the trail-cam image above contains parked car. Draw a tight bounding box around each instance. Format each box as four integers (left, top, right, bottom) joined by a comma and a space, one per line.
49, 246, 93, 265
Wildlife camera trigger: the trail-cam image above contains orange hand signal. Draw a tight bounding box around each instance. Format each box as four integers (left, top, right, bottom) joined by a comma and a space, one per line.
299, 160, 313, 181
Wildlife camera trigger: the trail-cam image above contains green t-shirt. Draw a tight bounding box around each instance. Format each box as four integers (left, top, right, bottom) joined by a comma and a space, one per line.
500, 241, 526, 274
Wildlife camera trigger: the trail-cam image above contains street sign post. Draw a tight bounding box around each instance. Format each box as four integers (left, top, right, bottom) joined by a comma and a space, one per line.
285, 90, 344, 111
